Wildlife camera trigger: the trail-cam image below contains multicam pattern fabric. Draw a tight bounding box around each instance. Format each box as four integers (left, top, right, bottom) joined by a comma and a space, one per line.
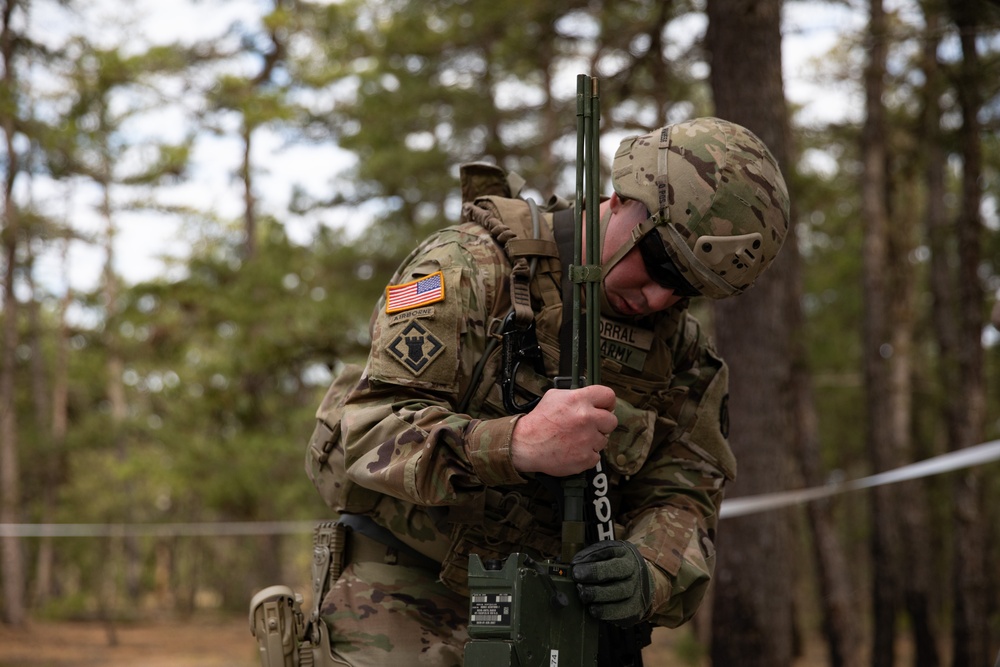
306, 159, 740, 659
320, 561, 468, 667
612, 117, 790, 299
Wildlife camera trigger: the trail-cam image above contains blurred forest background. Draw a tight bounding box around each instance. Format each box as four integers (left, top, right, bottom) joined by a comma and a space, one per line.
1, 0, 999, 665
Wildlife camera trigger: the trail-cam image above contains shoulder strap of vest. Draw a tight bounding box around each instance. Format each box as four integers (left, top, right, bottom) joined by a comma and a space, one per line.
456, 196, 543, 413
462, 195, 558, 330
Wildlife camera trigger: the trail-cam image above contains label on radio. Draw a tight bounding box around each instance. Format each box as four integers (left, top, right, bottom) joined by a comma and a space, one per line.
469, 593, 513, 626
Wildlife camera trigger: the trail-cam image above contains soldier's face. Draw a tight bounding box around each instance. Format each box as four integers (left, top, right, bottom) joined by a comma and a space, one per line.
602, 195, 684, 317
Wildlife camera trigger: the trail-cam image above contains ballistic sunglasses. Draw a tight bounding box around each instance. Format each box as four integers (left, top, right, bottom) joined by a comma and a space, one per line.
636, 230, 702, 298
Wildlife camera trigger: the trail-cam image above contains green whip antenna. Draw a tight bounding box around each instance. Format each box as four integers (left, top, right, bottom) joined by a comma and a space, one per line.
562, 74, 601, 563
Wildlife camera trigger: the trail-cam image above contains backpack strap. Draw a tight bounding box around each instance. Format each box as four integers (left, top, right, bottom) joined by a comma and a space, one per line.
456, 195, 560, 413
462, 196, 557, 330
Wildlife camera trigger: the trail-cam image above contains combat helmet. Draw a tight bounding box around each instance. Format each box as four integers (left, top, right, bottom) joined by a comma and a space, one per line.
608, 117, 789, 299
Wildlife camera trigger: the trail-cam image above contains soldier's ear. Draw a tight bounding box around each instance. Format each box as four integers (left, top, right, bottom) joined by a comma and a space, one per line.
608, 191, 624, 211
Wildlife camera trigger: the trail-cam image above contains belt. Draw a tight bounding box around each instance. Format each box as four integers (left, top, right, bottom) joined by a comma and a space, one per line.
346, 525, 440, 573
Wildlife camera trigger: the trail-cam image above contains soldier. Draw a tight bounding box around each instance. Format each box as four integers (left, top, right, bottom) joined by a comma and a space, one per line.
306, 117, 789, 666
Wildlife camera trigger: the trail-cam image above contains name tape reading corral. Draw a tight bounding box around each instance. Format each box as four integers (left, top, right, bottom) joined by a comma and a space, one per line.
2, 440, 999, 537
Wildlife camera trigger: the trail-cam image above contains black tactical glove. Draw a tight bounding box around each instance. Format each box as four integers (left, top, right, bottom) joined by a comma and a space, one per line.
570, 540, 654, 627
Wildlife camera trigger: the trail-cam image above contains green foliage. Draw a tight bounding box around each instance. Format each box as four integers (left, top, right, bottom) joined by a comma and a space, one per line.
112, 218, 379, 522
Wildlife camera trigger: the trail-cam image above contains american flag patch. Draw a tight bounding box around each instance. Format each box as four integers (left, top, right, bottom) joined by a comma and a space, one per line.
385, 271, 445, 313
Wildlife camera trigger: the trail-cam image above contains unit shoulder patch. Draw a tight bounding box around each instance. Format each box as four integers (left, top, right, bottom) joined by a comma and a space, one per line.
387, 321, 445, 377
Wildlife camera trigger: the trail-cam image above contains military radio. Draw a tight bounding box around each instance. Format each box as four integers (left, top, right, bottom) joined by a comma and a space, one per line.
464, 74, 608, 667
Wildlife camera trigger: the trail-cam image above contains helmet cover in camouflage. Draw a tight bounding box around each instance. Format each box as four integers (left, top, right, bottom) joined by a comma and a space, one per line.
611, 117, 790, 299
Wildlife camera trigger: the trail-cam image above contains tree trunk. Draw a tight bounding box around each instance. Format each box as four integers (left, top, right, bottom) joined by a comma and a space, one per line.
100, 179, 141, 607
26, 254, 53, 608
33, 261, 71, 607
0, 0, 26, 628
946, 2, 989, 664
859, 2, 908, 665
790, 325, 861, 666
922, 13, 959, 656
891, 171, 940, 667
0, 149, 25, 630
35, 239, 72, 606
705, 1, 795, 665
241, 122, 257, 260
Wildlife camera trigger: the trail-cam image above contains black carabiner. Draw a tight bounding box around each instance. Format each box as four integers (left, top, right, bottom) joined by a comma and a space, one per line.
499, 312, 546, 414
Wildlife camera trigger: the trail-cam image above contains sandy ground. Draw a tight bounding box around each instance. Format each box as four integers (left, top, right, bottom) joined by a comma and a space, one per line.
0, 616, 843, 666
0, 618, 696, 667
0, 617, 706, 667
0, 617, 260, 667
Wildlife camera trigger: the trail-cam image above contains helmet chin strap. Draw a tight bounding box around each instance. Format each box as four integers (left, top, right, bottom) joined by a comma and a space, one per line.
596, 207, 620, 316
598, 207, 658, 317
601, 210, 660, 275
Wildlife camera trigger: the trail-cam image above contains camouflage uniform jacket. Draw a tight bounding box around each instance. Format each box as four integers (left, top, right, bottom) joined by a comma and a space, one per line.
307, 195, 736, 629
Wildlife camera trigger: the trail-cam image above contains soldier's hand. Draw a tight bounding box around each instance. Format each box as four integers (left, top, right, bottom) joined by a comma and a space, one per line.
510, 385, 617, 477
571, 540, 654, 627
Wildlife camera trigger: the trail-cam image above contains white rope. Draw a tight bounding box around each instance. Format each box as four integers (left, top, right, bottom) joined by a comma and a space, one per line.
2, 440, 999, 536
0, 520, 319, 538
719, 439, 1000, 518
